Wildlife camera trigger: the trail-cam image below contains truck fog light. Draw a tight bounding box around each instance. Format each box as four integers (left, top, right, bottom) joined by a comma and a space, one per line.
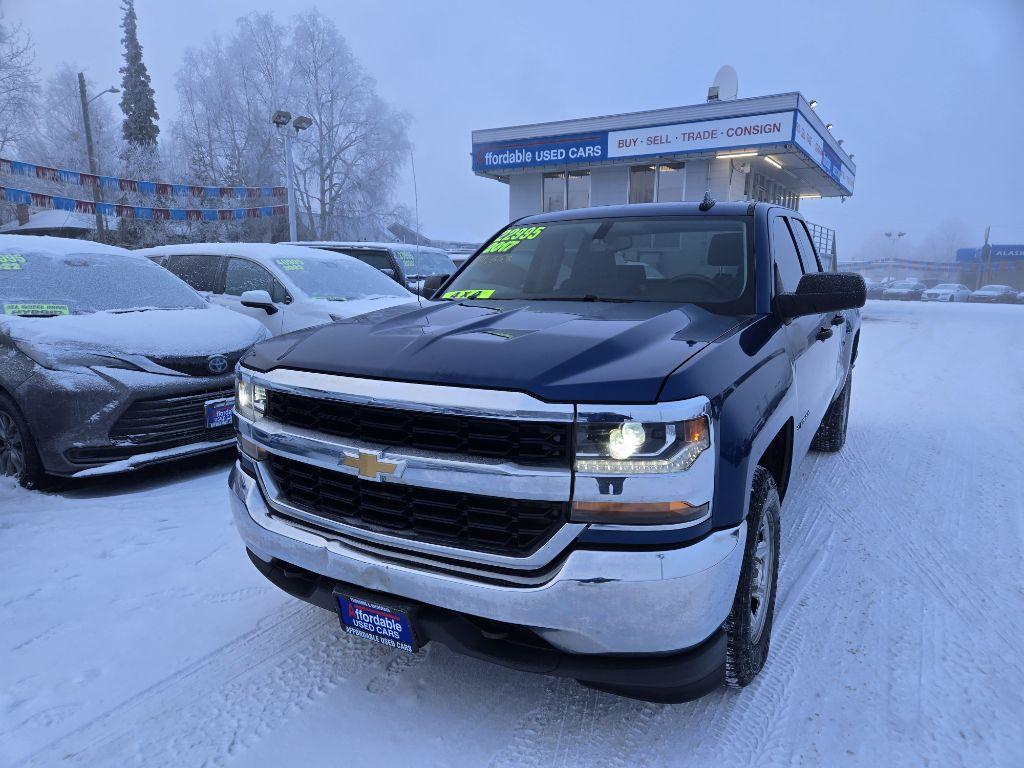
571, 500, 709, 525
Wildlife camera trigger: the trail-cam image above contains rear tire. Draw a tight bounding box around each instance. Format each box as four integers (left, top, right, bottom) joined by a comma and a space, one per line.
0, 393, 46, 489
725, 466, 781, 688
810, 372, 852, 452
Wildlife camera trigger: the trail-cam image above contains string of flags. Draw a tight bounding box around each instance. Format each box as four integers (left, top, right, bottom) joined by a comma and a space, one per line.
0, 157, 286, 199
0, 185, 286, 221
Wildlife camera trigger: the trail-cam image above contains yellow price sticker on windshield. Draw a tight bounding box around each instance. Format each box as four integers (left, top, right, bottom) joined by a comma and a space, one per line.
275, 258, 304, 271
4, 303, 70, 316
482, 226, 545, 254
442, 289, 496, 300
0, 253, 27, 270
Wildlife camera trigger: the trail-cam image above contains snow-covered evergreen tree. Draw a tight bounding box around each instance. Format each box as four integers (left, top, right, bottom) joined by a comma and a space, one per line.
118, 0, 158, 147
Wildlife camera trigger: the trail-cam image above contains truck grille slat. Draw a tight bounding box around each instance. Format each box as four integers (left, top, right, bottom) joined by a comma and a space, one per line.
267, 455, 566, 556
265, 391, 570, 467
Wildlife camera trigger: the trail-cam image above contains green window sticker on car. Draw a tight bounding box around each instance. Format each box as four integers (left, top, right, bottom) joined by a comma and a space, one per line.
442, 289, 496, 300
482, 226, 545, 254
4, 303, 70, 316
275, 258, 305, 271
397, 251, 415, 268
0, 253, 27, 270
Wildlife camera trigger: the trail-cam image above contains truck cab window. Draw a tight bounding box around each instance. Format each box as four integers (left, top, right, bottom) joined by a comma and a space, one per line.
771, 217, 804, 293
790, 218, 823, 272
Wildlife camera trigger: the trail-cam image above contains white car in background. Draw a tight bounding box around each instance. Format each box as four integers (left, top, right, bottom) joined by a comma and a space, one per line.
138, 243, 419, 335
920, 283, 972, 302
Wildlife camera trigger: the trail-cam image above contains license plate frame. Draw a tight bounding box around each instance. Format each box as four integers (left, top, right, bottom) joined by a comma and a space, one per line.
204, 397, 234, 429
335, 591, 419, 653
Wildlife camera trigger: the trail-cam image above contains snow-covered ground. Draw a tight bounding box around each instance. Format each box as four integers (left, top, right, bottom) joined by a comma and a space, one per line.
2, 300, 1023, 767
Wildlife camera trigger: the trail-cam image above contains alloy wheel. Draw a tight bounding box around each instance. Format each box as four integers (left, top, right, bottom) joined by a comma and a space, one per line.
0, 411, 26, 480
749, 507, 775, 643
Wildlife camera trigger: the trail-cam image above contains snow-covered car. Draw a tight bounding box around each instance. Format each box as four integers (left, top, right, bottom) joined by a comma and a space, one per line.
967, 284, 1017, 304
920, 283, 971, 302
138, 243, 419, 335
881, 280, 927, 301
0, 235, 269, 487
864, 278, 895, 300
1018, 291, 1024, 304
293, 241, 456, 295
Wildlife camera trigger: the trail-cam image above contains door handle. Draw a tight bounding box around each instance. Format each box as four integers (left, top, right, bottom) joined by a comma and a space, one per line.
830, 314, 844, 326
816, 326, 833, 341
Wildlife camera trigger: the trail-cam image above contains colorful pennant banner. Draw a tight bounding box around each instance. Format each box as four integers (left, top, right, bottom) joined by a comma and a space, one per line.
0, 157, 286, 199
0, 185, 286, 221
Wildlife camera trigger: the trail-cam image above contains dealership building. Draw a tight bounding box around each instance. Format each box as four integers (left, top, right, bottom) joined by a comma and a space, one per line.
472, 91, 855, 245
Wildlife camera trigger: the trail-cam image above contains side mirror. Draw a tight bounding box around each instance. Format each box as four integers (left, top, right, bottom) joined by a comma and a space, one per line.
774, 272, 866, 321
380, 268, 398, 281
421, 273, 451, 299
240, 289, 278, 315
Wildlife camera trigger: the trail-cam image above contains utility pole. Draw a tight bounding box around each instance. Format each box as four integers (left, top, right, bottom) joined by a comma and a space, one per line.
979, 225, 991, 290
78, 72, 105, 239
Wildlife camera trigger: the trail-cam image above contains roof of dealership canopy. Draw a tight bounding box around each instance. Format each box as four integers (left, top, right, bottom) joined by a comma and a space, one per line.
472, 92, 855, 198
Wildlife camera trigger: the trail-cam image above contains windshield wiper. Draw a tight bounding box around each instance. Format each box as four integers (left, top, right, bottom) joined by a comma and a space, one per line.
523, 295, 636, 303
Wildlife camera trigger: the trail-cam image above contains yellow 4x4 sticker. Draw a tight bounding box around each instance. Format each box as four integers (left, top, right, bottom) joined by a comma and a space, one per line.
482, 226, 545, 254
442, 289, 496, 300
275, 258, 304, 271
0, 253, 27, 270
4, 303, 70, 316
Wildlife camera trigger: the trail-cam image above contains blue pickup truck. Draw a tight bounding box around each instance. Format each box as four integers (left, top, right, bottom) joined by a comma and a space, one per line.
229, 200, 865, 702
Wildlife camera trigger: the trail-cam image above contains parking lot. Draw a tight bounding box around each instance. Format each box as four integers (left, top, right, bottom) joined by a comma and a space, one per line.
2, 299, 1022, 768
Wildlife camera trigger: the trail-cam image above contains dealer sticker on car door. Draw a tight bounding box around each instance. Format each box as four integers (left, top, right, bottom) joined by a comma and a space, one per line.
336, 593, 418, 652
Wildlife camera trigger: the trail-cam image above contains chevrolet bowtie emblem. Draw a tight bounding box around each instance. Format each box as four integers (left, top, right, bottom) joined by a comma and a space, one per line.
342, 450, 403, 481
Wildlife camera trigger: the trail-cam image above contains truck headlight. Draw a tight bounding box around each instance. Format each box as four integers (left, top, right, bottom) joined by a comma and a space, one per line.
575, 416, 710, 474
235, 371, 266, 421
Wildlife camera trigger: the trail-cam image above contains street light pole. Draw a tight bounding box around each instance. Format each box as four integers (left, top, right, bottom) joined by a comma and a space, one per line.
272, 110, 312, 242
283, 127, 298, 242
78, 72, 104, 239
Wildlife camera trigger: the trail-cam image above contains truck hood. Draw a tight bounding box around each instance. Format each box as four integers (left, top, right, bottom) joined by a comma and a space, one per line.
243, 300, 743, 403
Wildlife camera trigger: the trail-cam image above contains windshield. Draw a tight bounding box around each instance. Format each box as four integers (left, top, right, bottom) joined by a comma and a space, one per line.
934, 284, 960, 290
1, 248, 206, 316
443, 216, 753, 310
395, 247, 454, 276
273, 253, 412, 300
979, 285, 1009, 291
891, 281, 920, 289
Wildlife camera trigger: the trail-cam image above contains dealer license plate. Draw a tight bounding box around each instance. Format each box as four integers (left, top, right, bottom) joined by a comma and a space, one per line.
336, 593, 418, 652
204, 398, 234, 429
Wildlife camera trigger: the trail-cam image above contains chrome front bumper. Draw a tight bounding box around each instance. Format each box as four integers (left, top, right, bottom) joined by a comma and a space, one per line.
230, 462, 745, 654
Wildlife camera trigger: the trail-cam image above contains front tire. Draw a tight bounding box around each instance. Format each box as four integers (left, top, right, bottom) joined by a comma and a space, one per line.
810, 372, 852, 452
0, 393, 46, 488
725, 466, 781, 688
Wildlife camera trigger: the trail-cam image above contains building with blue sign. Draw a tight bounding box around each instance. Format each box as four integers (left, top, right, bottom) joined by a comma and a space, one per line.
472, 92, 855, 223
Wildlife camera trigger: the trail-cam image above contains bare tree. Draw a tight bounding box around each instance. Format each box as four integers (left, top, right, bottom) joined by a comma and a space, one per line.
171, 9, 409, 241
0, 22, 38, 156
288, 9, 410, 240
22, 64, 121, 172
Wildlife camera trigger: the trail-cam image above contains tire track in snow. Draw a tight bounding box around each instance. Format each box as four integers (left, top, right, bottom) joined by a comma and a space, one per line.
22, 603, 389, 767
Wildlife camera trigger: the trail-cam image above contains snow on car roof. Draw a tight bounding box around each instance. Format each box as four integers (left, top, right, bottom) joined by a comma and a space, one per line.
292, 241, 450, 254
135, 241, 359, 265
0, 234, 138, 258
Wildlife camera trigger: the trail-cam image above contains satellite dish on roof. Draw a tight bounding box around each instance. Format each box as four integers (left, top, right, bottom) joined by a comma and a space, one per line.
708, 65, 738, 102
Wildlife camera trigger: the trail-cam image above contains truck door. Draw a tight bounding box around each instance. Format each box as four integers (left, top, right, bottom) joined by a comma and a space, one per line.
770, 214, 834, 459
790, 217, 845, 404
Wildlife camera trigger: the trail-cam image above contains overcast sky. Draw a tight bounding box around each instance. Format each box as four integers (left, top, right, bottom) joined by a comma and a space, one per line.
5, 0, 1023, 253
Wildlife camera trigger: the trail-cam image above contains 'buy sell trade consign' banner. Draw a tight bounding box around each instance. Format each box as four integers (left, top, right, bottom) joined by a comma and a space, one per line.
605, 112, 794, 159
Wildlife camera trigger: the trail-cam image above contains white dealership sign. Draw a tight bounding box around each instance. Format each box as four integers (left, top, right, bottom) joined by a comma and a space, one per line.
606, 111, 795, 159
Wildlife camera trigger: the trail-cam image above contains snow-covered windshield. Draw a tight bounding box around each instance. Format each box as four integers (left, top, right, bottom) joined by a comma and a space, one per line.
441, 216, 753, 310
1, 248, 206, 316
891, 281, 921, 289
272, 253, 413, 301
394, 248, 454, 276
979, 285, 1010, 291
934, 284, 960, 290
